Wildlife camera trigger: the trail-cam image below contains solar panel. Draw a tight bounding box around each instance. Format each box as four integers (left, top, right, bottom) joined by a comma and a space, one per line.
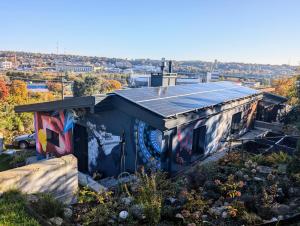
114, 81, 260, 118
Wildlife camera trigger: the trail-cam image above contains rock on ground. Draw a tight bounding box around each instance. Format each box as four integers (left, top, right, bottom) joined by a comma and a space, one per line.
64, 207, 73, 218
257, 166, 273, 174
271, 204, 290, 215
49, 217, 63, 226
130, 204, 145, 220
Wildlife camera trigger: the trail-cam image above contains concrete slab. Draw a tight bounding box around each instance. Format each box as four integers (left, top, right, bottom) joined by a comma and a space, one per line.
0, 154, 78, 204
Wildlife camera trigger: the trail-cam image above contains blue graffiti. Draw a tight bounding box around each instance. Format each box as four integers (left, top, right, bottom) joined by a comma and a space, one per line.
135, 120, 162, 168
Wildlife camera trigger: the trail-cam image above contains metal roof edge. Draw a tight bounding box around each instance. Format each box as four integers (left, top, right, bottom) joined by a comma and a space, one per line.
14, 95, 98, 113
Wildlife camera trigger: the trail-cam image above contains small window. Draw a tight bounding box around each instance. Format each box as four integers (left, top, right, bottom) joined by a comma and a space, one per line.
46, 128, 59, 146
231, 112, 242, 134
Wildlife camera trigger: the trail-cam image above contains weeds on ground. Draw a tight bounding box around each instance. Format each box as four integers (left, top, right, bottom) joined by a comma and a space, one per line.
78, 186, 112, 204
82, 200, 115, 226
215, 174, 244, 198
78, 187, 119, 226
229, 201, 262, 224
135, 171, 162, 225
183, 189, 207, 213
76, 148, 300, 226
34, 193, 65, 218
0, 153, 13, 171
9, 150, 36, 168
251, 151, 291, 166
218, 151, 245, 168
0, 190, 39, 226
187, 162, 220, 188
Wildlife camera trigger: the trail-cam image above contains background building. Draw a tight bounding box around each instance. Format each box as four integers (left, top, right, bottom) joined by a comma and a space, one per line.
0, 61, 13, 70
56, 63, 93, 72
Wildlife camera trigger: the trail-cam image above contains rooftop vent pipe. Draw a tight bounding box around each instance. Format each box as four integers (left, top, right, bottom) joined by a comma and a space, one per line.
168, 60, 172, 73
160, 58, 166, 73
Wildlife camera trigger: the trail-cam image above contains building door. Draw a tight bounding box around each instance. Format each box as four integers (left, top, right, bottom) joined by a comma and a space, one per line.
73, 124, 89, 173
192, 125, 206, 156
231, 112, 242, 134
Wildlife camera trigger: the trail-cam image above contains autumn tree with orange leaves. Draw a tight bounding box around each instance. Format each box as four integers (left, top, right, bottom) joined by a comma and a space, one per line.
273, 77, 298, 105
0, 76, 61, 144
108, 80, 122, 90
0, 79, 9, 100
46, 81, 62, 93
10, 80, 28, 104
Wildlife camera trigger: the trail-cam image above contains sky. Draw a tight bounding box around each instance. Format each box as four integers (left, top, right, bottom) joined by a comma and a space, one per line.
0, 0, 299, 65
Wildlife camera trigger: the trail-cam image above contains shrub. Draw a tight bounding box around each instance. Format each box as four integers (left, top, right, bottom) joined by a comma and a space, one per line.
187, 162, 219, 188
78, 186, 112, 204
240, 211, 262, 224
215, 174, 244, 199
83, 204, 111, 226
261, 184, 277, 207
81, 189, 118, 226
183, 189, 207, 213
290, 173, 300, 186
264, 152, 291, 165
135, 172, 162, 225
218, 151, 244, 168
252, 151, 291, 166
287, 150, 300, 175
34, 193, 65, 218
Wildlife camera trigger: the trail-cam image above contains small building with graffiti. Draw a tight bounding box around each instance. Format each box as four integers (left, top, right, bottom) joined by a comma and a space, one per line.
15, 81, 263, 177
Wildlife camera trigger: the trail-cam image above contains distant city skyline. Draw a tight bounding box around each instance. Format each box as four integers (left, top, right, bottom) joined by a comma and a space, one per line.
1, 0, 300, 66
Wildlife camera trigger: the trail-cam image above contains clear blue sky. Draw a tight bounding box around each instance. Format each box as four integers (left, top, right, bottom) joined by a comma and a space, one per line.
0, 0, 299, 65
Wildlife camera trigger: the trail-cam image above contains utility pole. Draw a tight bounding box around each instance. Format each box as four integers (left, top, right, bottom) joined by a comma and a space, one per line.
56, 41, 64, 100
61, 71, 64, 100
297, 62, 300, 99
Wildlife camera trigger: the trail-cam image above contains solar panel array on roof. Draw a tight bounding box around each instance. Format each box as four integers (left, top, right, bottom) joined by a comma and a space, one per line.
114, 81, 261, 118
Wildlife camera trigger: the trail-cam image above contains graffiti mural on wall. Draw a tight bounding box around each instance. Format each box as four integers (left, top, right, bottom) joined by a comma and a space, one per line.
134, 119, 162, 168
176, 123, 194, 165
244, 102, 258, 129
176, 119, 205, 165
86, 121, 121, 174
175, 102, 258, 166
34, 111, 73, 156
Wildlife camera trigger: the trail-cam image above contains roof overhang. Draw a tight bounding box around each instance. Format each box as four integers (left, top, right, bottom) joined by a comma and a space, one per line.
14, 96, 104, 113
164, 93, 263, 129
261, 92, 288, 107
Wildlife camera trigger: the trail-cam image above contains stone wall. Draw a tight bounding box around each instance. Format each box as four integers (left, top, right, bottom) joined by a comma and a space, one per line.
0, 155, 78, 204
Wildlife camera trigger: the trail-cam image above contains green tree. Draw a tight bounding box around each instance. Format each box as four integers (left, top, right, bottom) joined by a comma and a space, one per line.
72, 75, 103, 97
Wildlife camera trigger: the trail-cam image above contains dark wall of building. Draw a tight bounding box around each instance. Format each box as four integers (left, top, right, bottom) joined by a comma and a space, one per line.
83, 106, 168, 177
256, 101, 283, 123
168, 101, 258, 174
83, 109, 133, 177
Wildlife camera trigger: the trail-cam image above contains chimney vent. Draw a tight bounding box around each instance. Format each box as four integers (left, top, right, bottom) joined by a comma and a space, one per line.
150, 58, 177, 87
160, 58, 166, 73
168, 60, 172, 73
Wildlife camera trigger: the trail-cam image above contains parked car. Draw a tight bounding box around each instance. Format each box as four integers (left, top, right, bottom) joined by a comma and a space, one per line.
12, 133, 36, 149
